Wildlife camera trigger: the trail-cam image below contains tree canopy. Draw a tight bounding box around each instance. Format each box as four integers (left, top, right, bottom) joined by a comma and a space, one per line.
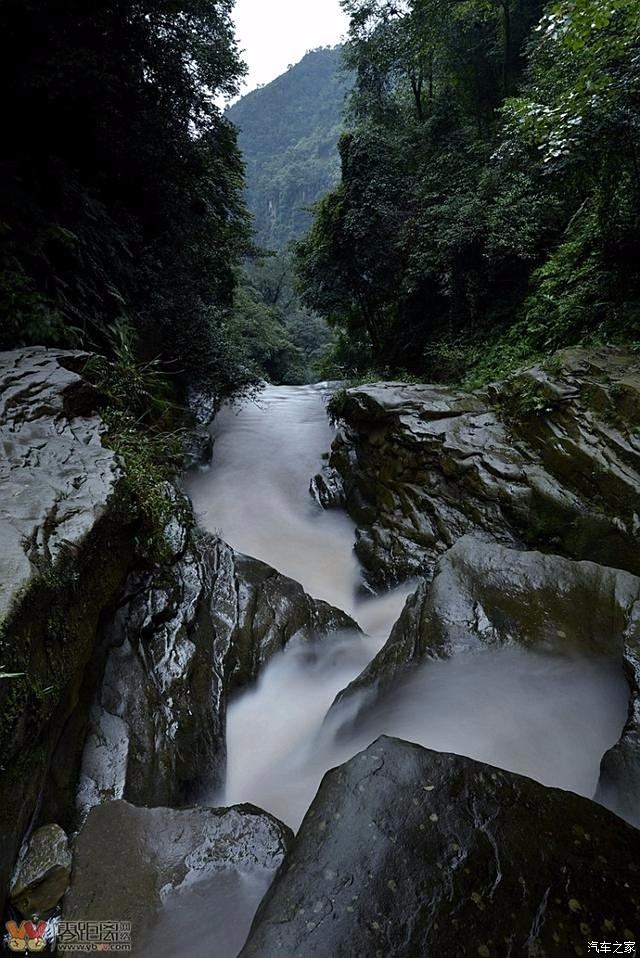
296, 0, 640, 382
0, 0, 253, 396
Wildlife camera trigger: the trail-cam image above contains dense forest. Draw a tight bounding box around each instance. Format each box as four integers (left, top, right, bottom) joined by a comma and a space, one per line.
298, 0, 640, 384
226, 47, 350, 384
1, 0, 638, 395
0, 0, 255, 398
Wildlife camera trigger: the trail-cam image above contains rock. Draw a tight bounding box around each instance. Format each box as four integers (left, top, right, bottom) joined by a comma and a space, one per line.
241, 736, 640, 958
9, 824, 71, 918
183, 426, 214, 470
0, 348, 136, 908
63, 800, 293, 958
331, 536, 640, 825
210, 541, 360, 693
77, 532, 360, 817
318, 348, 640, 586
309, 466, 345, 509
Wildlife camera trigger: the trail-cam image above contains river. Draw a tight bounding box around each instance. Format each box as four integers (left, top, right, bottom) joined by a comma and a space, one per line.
183, 382, 628, 954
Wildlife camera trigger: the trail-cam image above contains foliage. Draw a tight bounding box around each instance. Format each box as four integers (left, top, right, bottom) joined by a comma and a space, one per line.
296, 0, 640, 384
0, 0, 252, 396
83, 323, 188, 561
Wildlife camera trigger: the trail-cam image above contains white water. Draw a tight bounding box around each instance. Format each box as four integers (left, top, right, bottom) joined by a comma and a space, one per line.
186, 384, 628, 832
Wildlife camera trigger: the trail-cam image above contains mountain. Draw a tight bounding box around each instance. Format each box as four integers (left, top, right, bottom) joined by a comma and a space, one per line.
227, 46, 351, 249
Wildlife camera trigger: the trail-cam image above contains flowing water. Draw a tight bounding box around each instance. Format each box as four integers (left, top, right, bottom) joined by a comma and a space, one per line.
183, 383, 629, 954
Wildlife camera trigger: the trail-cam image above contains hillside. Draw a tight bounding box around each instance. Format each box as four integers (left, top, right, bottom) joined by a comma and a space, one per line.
227, 46, 351, 249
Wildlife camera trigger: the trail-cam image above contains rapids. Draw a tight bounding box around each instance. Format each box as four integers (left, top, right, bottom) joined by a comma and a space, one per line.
186, 384, 628, 831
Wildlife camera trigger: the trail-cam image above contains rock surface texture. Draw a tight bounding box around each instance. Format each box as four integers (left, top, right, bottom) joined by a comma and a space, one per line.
241, 737, 640, 958
316, 348, 640, 586
331, 536, 640, 824
77, 529, 360, 817
9, 824, 72, 917
63, 800, 293, 957
0, 347, 135, 908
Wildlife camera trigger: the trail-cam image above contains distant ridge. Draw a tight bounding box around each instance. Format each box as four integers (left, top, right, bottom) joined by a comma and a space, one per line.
227, 46, 352, 249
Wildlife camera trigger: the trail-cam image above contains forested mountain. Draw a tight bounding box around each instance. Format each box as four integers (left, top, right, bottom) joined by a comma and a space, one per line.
228, 46, 351, 249
297, 0, 640, 383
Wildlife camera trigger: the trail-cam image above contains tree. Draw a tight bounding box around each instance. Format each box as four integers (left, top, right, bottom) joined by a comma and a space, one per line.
0, 0, 252, 396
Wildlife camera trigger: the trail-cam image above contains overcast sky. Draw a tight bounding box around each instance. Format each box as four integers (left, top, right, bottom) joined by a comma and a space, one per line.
232, 0, 349, 95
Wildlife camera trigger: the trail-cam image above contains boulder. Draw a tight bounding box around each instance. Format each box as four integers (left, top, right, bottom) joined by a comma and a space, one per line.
0, 348, 136, 907
331, 537, 640, 825
63, 800, 293, 958
317, 348, 640, 586
77, 531, 360, 817
9, 824, 71, 918
241, 737, 640, 958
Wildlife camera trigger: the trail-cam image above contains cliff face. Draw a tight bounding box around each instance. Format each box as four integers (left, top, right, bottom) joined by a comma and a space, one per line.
0, 347, 360, 914
314, 347, 640, 829
315, 348, 640, 586
0, 348, 136, 904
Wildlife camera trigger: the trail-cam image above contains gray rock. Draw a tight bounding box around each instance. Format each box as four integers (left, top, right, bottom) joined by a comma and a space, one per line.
0, 347, 120, 626
319, 348, 640, 586
332, 536, 640, 824
241, 737, 640, 958
183, 426, 214, 470
10, 824, 71, 917
0, 348, 135, 909
77, 532, 360, 817
63, 800, 293, 958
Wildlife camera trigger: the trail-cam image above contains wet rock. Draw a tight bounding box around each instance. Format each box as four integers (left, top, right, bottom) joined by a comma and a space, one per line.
319, 348, 640, 586
241, 736, 640, 958
9, 825, 71, 918
183, 426, 214, 470
63, 800, 293, 958
209, 541, 360, 693
332, 536, 640, 824
77, 531, 360, 817
0, 348, 135, 907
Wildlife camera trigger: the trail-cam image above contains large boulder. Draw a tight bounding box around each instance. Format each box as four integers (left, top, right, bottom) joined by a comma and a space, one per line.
9, 824, 72, 918
317, 348, 640, 586
0, 348, 136, 907
62, 800, 293, 958
77, 530, 360, 817
241, 737, 640, 958
331, 536, 640, 825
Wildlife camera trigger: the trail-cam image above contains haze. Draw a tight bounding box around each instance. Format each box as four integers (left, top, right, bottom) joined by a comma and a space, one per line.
232, 0, 348, 94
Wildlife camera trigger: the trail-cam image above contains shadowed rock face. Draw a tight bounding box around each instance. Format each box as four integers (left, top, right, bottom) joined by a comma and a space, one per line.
241, 737, 640, 958
316, 348, 640, 587
63, 800, 293, 958
330, 536, 640, 825
0, 348, 135, 909
77, 529, 360, 817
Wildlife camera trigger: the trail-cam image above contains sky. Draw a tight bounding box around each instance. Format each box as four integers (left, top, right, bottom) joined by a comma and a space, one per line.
232, 0, 349, 96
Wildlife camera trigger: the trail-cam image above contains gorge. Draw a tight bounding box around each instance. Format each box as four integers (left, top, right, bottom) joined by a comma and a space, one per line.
1, 345, 639, 955
2, 0, 640, 954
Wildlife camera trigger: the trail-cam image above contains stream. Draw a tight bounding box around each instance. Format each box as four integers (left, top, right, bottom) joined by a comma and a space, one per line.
184, 383, 629, 954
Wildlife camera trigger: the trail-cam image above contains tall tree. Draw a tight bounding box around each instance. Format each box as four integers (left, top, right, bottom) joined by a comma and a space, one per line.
0, 0, 252, 395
